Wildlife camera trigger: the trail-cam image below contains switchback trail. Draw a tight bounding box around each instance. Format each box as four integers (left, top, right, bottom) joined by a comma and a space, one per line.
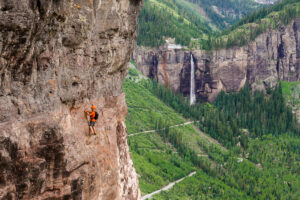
128, 121, 196, 137
142, 171, 197, 200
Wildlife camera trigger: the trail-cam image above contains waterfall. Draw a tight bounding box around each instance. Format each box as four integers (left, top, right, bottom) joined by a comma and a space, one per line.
190, 54, 196, 105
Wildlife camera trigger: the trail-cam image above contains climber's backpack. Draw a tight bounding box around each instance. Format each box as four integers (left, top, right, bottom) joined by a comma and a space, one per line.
94, 112, 99, 120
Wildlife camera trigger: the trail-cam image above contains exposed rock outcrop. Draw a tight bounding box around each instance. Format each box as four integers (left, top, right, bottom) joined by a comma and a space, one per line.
133, 19, 300, 102
0, 0, 141, 199
254, 0, 279, 4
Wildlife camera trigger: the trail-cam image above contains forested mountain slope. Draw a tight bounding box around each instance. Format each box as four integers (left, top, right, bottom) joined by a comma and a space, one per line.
185, 0, 261, 29
202, 0, 300, 49
137, 0, 263, 47
137, 0, 300, 49
125, 66, 300, 199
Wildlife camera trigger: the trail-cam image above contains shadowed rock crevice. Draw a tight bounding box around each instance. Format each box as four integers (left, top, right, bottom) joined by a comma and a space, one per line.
149, 55, 158, 79
0, 123, 75, 199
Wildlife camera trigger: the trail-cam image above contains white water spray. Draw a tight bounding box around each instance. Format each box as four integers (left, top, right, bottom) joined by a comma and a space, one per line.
190, 54, 196, 105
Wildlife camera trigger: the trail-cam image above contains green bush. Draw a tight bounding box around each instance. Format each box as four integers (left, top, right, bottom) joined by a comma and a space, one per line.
128, 68, 139, 77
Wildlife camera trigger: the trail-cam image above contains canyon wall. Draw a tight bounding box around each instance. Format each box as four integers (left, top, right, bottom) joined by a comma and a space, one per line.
0, 0, 141, 199
133, 18, 300, 102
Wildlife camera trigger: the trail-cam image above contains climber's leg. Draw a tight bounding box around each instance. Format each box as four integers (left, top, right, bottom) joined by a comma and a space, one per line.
89, 121, 96, 135
89, 125, 93, 136
92, 126, 96, 135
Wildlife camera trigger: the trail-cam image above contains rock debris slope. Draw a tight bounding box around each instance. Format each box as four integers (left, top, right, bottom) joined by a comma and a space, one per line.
133, 19, 300, 102
0, 0, 142, 199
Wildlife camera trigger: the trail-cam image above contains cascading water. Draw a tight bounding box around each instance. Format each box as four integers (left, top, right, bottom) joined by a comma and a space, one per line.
190, 54, 196, 105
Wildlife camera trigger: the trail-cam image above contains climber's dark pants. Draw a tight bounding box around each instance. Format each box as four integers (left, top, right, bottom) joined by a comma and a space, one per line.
89, 121, 96, 127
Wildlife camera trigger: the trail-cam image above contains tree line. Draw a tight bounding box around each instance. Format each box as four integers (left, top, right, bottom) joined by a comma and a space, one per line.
144, 79, 300, 149
145, 79, 300, 199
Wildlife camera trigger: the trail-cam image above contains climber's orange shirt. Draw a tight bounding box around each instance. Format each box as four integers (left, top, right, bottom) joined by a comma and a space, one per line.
88, 111, 96, 122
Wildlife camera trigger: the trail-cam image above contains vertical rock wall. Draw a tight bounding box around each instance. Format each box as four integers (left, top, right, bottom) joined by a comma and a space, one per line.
133, 19, 300, 102
0, 0, 142, 199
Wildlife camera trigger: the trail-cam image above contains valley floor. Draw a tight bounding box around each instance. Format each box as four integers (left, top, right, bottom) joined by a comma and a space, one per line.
124, 67, 300, 199
141, 171, 196, 200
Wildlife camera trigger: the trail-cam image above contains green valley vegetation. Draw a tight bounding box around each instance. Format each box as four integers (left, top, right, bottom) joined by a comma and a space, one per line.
125, 68, 222, 195
124, 68, 196, 194
154, 170, 253, 200
145, 79, 300, 148
154, 134, 300, 199
281, 81, 300, 122
124, 66, 300, 199
281, 81, 300, 107
128, 131, 196, 194
123, 78, 184, 134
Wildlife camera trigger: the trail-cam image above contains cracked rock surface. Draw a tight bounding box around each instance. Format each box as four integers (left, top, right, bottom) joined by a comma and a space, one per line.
0, 0, 142, 199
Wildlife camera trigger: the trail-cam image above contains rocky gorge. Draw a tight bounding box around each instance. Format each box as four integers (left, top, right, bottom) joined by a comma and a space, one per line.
0, 0, 142, 199
133, 18, 300, 102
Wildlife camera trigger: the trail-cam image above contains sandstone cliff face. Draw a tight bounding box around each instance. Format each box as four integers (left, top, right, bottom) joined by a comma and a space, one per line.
133, 18, 300, 102
0, 0, 141, 199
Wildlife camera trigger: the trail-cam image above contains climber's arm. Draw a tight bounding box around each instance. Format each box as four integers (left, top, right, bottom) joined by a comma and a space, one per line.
85, 110, 92, 115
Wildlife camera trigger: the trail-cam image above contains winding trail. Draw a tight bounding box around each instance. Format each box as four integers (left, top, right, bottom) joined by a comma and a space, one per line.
128, 121, 195, 137
142, 171, 197, 200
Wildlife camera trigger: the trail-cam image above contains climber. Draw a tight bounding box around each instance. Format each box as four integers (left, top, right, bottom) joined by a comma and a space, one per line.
85, 105, 99, 136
